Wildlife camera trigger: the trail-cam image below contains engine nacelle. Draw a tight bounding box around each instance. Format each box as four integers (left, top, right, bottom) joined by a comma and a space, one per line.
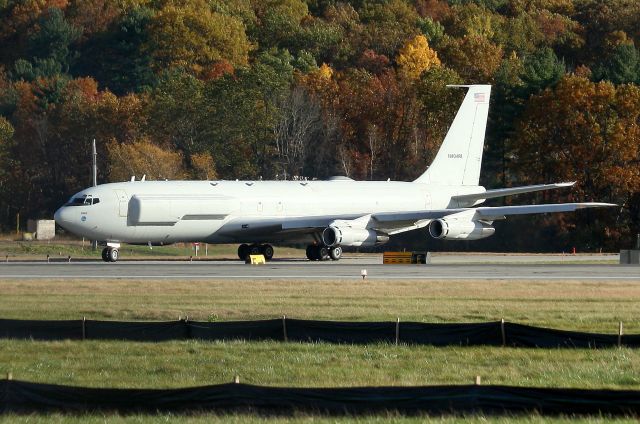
322, 226, 389, 247
428, 218, 495, 240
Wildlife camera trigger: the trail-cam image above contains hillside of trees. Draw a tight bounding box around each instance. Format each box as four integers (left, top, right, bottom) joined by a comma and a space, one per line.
0, 0, 639, 251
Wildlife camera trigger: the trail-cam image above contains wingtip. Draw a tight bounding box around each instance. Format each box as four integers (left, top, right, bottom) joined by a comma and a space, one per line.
577, 202, 618, 209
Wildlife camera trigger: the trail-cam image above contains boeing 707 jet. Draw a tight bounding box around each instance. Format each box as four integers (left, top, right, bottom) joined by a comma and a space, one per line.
54, 85, 614, 262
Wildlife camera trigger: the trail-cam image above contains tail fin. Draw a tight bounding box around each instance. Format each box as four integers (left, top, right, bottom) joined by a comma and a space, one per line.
414, 85, 491, 186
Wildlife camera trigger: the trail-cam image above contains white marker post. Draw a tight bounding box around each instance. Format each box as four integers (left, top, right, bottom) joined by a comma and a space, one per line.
361, 269, 367, 280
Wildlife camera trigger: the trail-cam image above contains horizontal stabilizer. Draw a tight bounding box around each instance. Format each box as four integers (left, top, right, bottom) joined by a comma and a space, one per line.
452, 182, 575, 204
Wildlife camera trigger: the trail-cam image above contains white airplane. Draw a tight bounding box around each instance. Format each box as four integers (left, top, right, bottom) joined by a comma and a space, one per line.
54, 85, 614, 262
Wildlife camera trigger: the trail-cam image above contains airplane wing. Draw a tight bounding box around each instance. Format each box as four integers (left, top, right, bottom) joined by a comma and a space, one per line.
370, 202, 616, 235
451, 182, 575, 205
215, 203, 615, 241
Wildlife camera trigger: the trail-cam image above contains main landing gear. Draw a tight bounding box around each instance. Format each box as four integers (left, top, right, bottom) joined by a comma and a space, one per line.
306, 244, 342, 261
101, 247, 119, 262
238, 243, 274, 262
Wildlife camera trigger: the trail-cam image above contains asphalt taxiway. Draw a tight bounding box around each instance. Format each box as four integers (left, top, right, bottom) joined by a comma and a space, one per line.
0, 254, 637, 280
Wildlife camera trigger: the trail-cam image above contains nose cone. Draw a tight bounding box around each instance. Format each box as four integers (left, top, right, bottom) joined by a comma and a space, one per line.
54, 207, 63, 224
54, 206, 72, 231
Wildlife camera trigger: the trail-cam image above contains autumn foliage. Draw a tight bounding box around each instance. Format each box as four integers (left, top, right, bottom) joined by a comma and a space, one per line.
0, 0, 639, 251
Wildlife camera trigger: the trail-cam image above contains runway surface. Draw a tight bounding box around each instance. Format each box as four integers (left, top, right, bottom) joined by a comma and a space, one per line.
0, 254, 637, 280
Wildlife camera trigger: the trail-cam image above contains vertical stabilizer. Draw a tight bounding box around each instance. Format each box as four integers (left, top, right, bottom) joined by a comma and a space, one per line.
414, 85, 491, 186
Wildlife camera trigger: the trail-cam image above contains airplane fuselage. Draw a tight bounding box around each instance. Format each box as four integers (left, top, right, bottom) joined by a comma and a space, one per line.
54, 179, 482, 245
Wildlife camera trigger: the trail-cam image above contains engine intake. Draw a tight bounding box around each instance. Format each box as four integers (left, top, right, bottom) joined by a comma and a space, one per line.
322, 226, 388, 247
428, 218, 495, 240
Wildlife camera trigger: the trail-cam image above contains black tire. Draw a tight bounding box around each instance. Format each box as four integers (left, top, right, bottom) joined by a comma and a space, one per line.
101, 248, 109, 262
329, 246, 342, 261
261, 244, 274, 260
108, 248, 119, 262
238, 244, 249, 261
318, 246, 330, 261
249, 244, 262, 255
306, 245, 318, 261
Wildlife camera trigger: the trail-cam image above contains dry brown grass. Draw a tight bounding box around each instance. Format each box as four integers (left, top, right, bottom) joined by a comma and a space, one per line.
1, 278, 638, 332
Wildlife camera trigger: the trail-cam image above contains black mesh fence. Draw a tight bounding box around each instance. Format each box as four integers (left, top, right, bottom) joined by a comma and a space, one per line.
2, 380, 640, 415
0, 318, 637, 348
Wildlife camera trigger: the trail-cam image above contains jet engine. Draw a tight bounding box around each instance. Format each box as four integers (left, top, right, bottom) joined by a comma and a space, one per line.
322, 226, 389, 247
428, 218, 495, 240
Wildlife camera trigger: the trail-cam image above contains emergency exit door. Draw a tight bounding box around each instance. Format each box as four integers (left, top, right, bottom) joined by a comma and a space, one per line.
114, 189, 128, 217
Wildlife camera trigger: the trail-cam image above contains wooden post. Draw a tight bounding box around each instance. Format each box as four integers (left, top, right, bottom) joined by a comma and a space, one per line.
618, 321, 623, 348
395, 317, 400, 345
500, 318, 506, 347
82, 316, 86, 340
474, 375, 481, 385
282, 315, 288, 342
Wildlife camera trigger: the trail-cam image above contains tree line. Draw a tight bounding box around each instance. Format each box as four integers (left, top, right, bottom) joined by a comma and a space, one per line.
0, 0, 639, 251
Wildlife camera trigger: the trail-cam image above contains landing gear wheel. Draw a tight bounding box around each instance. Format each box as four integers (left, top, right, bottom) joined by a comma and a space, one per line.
261, 244, 274, 261
101, 247, 109, 262
329, 246, 342, 261
249, 244, 262, 255
305, 245, 316, 261
238, 244, 249, 261
107, 247, 119, 263
318, 246, 330, 261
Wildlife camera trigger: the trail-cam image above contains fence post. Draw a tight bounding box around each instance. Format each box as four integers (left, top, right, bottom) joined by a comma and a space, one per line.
395, 317, 400, 345
618, 321, 623, 348
500, 319, 506, 347
282, 315, 288, 342
82, 316, 86, 341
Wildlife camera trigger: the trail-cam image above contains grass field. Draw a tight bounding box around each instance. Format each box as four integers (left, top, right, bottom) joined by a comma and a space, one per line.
2, 277, 640, 422
0, 279, 638, 332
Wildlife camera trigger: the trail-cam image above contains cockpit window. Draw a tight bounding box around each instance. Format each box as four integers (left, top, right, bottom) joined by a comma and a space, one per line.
65, 195, 100, 206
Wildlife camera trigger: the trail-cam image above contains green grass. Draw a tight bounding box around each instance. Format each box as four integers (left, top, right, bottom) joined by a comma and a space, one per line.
2, 340, 640, 389
2, 278, 640, 422
0, 279, 638, 333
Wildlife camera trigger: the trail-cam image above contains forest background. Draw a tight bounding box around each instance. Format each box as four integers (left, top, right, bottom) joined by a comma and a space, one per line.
0, 0, 639, 252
